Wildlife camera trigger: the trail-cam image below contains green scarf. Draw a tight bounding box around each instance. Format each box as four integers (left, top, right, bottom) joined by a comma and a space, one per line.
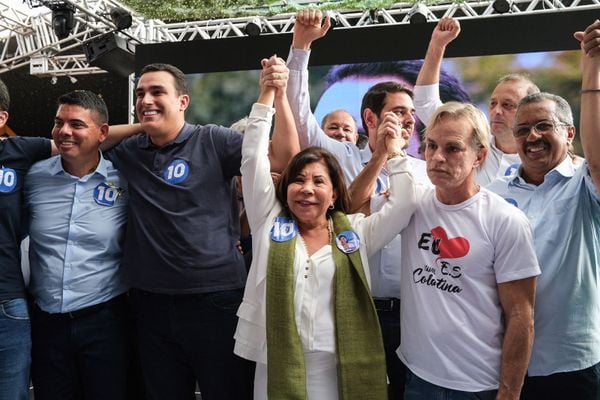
266, 211, 387, 400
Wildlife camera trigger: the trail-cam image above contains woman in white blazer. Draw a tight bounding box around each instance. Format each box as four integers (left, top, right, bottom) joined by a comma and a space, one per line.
234, 55, 417, 400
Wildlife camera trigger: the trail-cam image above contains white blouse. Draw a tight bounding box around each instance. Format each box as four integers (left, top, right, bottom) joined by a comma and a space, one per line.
294, 239, 335, 353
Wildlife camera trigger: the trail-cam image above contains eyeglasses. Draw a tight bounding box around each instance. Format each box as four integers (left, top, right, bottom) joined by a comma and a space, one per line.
513, 120, 570, 138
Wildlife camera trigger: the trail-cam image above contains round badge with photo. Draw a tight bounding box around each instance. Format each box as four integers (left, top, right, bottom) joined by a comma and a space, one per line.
336, 230, 360, 254
270, 216, 298, 242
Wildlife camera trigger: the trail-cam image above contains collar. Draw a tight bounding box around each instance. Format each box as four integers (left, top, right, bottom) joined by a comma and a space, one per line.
50, 150, 109, 179
360, 145, 373, 165
140, 122, 192, 149
510, 156, 575, 187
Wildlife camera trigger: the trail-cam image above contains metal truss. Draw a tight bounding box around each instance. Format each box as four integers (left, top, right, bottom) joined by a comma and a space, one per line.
1, 0, 599, 76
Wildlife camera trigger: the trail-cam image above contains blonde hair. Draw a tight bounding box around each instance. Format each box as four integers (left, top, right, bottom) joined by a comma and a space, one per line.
425, 102, 490, 153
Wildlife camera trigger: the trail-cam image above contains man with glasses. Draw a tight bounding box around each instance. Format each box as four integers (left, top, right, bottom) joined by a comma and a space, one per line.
487, 20, 600, 399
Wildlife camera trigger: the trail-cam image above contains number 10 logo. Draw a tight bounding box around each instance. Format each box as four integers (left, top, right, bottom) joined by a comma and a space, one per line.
0, 168, 17, 193
164, 159, 189, 184
94, 183, 119, 206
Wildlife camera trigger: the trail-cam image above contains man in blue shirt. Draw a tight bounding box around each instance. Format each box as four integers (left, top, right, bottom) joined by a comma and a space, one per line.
0, 78, 52, 400
487, 21, 600, 399
24, 90, 131, 400
104, 63, 272, 400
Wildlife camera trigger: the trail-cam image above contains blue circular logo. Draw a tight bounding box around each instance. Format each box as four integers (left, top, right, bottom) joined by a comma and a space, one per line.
270, 216, 298, 242
504, 197, 518, 207
504, 163, 520, 176
93, 182, 120, 206
164, 159, 189, 184
0, 167, 17, 193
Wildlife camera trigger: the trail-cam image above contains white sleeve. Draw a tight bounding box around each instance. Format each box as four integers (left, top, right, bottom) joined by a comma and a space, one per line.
240, 103, 277, 230
414, 83, 443, 127
357, 156, 418, 257
286, 47, 363, 183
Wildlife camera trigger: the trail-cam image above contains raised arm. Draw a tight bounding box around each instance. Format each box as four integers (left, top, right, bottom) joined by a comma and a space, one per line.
240, 59, 278, 229
414, 17, 461, 125
348, 112, 405, 214
357, 119, 416, 256
262, 56, 300, 172
576, 19, 600, 190
496, 277, 536, 400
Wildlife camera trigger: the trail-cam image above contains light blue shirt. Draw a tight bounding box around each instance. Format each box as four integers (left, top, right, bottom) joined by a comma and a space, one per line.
24, 153, 128, 313
487, 157, 600, 376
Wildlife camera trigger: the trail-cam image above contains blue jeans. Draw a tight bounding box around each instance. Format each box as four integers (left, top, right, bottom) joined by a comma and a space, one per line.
521, 362, 600, 400
0, 298, 31, 400
377, 307, 406, 400
30, 295, 133, 400
130, 288, 254, 400
404, 369, 498, 400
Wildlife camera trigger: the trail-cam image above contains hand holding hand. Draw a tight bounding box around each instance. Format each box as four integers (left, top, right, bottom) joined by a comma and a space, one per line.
260, 55, 288, 97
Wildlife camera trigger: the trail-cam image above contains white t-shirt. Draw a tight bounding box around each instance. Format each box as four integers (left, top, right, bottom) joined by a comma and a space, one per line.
398, 187, 540, 392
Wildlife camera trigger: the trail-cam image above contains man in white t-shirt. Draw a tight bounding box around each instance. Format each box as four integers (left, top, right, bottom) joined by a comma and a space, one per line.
352, 101, 540, 399
414, 17, 539, 186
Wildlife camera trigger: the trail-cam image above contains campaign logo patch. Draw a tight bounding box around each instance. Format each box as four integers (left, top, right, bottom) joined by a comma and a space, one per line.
270, 216, 298, 242
504, 197, 518, 207
93, 182, 121, 206
504, 163, 520, 176
336, 230, 360, 254
164, 159, 189, 184
0, 167, 17, 193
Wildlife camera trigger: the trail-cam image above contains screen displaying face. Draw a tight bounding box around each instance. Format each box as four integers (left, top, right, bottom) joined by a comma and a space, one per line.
185, 50, 582, 158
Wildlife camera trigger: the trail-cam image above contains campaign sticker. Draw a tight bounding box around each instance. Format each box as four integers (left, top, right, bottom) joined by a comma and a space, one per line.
0, 167, 17, 193
270, 216, 298, 242
504, 197, 518, 207
93, 182, 121, 206
504, 163, 520, 177
164, 159, 189, 184
336, 230, 360, 254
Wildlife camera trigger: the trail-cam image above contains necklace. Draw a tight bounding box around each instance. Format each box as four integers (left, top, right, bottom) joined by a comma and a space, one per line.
298, 217, 333, 254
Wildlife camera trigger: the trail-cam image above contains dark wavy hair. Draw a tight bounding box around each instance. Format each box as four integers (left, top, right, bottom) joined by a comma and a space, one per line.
276, 146, 351, 215
0, 78, 9, 112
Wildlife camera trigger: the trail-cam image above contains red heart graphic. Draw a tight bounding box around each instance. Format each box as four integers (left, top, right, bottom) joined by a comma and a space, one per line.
431, 226, 470, 259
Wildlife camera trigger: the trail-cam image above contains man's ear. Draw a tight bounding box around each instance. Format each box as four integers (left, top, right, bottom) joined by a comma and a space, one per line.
98, 123, 109, 144
474, 146, 488, 169
0, 111, 8, 128
566, 125, 576, 144
179, 94, 190, 112
363, 108, 378, 131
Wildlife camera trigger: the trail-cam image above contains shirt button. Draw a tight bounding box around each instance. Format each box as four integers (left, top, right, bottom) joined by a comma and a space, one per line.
305, 267, 309, 271
304, 275, 308, 279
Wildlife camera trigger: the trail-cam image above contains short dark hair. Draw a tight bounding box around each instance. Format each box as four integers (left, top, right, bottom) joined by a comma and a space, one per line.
0, 78, 10, 112
277, 147, 350, 215
140, 63, 189, 96
58, 90, 109, 124
360, 81, 414, 132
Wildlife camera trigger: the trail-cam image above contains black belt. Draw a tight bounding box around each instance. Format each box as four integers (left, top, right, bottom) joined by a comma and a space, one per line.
373, 297, 400, 312
36, 293, 126, 319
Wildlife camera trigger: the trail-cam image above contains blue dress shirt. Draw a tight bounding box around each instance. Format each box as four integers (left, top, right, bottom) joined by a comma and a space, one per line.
487, 157, 600, 376
24, 152, 128, 313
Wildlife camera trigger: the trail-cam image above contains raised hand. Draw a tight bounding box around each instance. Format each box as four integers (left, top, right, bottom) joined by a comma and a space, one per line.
431, 17, 461, 49
260, 55, 288, 95
292, 9, 331, 50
